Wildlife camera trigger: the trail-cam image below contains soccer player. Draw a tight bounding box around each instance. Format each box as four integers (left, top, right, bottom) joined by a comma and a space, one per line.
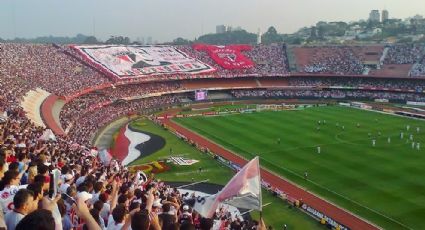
316, 126, 320, 131
387, 137, 391, 143
417, 127, 420, 133
277, 138, 281, 144
372, 139, 376, 147
304, 171, 308, 180
410, 134, 414, 141
342, 125, 345, 130
318, 120, 321, 125
357, 123, 360, 128
412, 142, 416, 149
378, 132, 381, 136
368, 132, 372, 138
323, 120, 326, 124
407, 125, 410, 131
400, 132, 404, 139
317, 146, 321, 154
417, 142, 420, 150
336, 122, 339, 127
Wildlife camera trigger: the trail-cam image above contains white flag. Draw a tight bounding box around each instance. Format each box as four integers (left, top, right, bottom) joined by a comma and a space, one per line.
194, 156, 262, 218
98, 149, 113, 165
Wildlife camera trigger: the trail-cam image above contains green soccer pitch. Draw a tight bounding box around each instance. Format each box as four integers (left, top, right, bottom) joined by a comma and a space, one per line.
174, 105, 425, 230
128, 118, 325, 230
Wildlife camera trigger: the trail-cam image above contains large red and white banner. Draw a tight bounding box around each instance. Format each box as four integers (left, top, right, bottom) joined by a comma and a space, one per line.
193, 44, 254, 70
193, 156, 262, 218
73, 45, 215, 79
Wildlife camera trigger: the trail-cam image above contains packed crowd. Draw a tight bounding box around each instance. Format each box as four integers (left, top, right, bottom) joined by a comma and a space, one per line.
0, 105, 262, 230
409, 55, 425, 77
384, 44, 423, 64
410, 63, 425, 77
288, 77, 425, 92
0, 43, 111, 97
231, 89, 425, 102
67, 95, 181, 146
0, 76, 263, 230
302, 47, 365, 75
60, 82, 182, 130
178, 44, 289, 77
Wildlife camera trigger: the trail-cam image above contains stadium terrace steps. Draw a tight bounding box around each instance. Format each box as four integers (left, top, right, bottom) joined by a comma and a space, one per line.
285, 46, 298, 72
255, 79, 262, 87
380, 47, 390, 65
257, 79, 289, 88
368, 64, 413, 77
351, 45, 384, 64
292, 47, 315, 70
181, 78, 258, 90
21, 88, 51, 127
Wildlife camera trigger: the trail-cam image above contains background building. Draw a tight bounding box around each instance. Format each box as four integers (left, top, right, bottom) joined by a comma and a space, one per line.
382, 10, 389, 22
216, 25, 226, 34
369, 10, 381, 22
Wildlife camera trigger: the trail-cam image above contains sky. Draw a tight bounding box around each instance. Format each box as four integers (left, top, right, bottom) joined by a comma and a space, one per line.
0, 0, 424, 42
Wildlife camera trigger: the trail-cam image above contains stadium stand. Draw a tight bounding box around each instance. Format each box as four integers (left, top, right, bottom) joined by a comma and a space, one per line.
292, 46, 366, 75
384, 44, 422, 64
2, 41, 425, 230
176, 44, 289, 77
0, 43, 111, 97
181, 78, 258, 90
410, 55, 425, 77
231, 89, 425, 101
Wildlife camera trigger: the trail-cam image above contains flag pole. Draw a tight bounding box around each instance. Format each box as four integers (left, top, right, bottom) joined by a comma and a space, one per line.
176, 179, 209, 188
257, 156, 262, 211
257, 156, 263, 223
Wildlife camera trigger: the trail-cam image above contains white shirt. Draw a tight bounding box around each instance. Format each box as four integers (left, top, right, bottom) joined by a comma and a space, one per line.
75, 176, 86, 187
60, 183, 71, 194
100, 203, 111, 223
0, 204, 6, 229
90, 192, 100, 205
106, 215, 124, 230
5, 211, 25, 230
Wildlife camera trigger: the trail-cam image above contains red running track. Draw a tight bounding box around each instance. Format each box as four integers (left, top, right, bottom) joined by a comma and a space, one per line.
163, 118, 379, 230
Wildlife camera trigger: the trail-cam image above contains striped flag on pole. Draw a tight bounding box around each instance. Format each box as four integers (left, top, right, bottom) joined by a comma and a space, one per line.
194, 156, 262, 218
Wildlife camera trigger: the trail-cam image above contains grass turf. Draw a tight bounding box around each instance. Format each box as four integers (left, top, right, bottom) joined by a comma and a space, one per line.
174, 105, 425, 230
178, 104, 257, 115
129, 118, 325, 230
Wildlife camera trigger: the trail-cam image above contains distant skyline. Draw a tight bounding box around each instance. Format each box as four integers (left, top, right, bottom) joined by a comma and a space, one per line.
0, 0, 424, 42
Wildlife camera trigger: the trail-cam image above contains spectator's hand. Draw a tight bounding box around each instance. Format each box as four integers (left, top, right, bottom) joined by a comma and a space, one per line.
257, 218, 267, 230
41, 194, 61, 211
129, 207, 140, 216
73, 197, 101, 230
145, 189, 155, 212
73, 197, 90, 219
